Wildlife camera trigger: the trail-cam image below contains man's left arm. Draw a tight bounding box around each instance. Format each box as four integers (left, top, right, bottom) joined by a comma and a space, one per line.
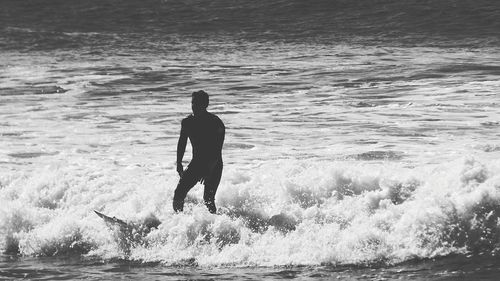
216, 121, 225, 157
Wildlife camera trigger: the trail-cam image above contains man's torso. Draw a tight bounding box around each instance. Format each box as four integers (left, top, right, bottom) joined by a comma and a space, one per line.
182, 112, 224, 162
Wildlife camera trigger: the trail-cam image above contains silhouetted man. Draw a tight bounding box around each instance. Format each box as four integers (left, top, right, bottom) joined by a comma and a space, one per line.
173, 90, 225, 214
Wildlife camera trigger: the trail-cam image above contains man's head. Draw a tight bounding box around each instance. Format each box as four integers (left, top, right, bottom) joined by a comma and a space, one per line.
191, 90, 209, 115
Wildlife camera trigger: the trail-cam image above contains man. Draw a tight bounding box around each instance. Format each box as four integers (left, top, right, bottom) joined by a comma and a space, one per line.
173, 90, 225, 214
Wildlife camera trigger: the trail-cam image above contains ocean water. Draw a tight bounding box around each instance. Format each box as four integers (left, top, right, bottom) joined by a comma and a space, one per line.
1, 0, 500, 280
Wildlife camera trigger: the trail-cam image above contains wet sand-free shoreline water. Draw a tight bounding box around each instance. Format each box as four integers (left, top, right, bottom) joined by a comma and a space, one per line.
2, 254, 500, 280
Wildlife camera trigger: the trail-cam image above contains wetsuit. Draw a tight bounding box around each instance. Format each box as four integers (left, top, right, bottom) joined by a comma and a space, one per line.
173, 112, 225, 214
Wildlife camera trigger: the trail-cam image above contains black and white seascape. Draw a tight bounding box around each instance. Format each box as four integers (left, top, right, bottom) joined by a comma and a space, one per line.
1, 0, 500, 280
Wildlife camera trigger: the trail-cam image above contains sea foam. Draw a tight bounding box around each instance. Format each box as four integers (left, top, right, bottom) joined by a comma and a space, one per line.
1, 156, 500, 266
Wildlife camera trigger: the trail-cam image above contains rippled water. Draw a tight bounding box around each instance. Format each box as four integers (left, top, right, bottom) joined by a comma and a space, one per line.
1, 42, 499, 170
2, 254, 500, 280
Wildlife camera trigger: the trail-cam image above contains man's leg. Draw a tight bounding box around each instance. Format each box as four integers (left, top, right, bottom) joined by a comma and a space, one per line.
203, 160, 223, 214
173, 164, 201, 212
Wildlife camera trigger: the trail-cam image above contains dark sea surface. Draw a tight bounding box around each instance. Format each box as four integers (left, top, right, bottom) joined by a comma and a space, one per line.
1, 0, 500, 51
1, 0, 500, 280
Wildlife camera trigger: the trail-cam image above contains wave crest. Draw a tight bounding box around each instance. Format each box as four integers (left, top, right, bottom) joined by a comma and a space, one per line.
1, 157, 500, 265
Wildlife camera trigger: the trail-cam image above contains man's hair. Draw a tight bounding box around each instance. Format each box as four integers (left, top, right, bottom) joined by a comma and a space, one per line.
192, 90, 209, 108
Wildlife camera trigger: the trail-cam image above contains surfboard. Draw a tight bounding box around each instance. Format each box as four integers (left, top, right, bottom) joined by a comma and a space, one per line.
94, 210, 128, 226
94, 210, 161, 255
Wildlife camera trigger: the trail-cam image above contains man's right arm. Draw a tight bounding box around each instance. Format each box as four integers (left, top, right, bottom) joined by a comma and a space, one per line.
176, 119, 188, 177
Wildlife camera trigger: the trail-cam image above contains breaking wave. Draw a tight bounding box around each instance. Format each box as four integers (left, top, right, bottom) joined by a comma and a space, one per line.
1, 156, 500, 266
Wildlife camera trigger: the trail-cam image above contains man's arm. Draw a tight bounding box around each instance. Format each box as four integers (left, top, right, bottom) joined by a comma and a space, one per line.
215, 121, 225, 158
176, 120, 188, 176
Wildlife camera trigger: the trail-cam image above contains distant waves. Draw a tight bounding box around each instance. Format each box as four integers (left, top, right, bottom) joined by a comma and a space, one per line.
1, 0, 500, 50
